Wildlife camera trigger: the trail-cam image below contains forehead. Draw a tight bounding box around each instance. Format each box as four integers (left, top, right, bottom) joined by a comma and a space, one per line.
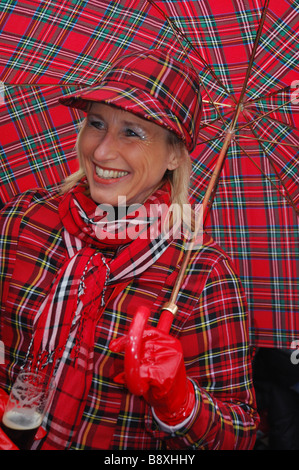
89, 102, 140, 121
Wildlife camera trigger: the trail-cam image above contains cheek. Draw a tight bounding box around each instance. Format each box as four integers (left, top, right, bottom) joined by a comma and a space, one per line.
78, 138, 94, 170
79, 127, 99, 155
80, 138, 91, 157
133, 145, 169, 175
79, 151, 90, 175
132, 159, 163, 184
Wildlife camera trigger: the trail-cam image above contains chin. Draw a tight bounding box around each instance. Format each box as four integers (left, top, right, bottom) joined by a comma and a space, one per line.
89, 190, 117, 206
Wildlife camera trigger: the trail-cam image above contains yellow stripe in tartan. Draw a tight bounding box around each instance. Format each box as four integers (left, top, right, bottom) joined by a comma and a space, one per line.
80, 284, 133, 447
151, 54, 170, 96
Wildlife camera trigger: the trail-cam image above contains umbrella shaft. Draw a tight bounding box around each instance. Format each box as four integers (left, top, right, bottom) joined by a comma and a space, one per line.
202, 130, 233, 214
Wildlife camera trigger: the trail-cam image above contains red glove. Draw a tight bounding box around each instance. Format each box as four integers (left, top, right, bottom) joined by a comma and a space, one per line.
110, 327, 195, 426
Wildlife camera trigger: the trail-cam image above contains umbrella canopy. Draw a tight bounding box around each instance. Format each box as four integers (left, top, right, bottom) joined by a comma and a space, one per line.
0, 0, 298, 348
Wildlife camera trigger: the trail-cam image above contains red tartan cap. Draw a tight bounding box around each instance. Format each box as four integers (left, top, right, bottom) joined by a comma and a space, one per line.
59, 49, 202, 152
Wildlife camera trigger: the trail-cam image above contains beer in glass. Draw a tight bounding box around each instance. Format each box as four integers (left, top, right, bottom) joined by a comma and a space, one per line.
1, 371, 55, 449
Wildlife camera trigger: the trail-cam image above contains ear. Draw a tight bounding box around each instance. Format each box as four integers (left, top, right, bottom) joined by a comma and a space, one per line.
167, 150, 181, 171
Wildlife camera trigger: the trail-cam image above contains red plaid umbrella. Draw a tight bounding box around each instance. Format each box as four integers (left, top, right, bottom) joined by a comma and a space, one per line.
0, 0, 298, 348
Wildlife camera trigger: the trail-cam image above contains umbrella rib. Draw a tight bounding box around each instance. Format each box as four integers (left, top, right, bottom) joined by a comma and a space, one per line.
200, 122, 225, 133
197, 123, 229, 145
262, 114, 299, 134
245, 85, 291, 105
238, 134, 299, 149
202, 99, 233, 108
244, 119, 299, 215
198, 108, 235, 133
197, 134, 225, 146
145, 0, 234, 130
244, 87, 299, 137
237, 0, 270, 107
236, 140, 297, 204
169, 41, 228, 129
198, 0, 294, 230
239, 97, 298, 133
212, 0, 270, 158
146, 0, 235, 102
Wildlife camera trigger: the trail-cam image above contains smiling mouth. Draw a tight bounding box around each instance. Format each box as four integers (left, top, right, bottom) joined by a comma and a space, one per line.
95, 165, 129, 179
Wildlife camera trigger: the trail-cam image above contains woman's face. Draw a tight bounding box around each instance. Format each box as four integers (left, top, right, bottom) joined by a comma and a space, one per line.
79, 103, 180, 206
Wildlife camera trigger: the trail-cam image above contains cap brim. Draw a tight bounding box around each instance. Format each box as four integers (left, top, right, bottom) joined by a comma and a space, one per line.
59, 82, 191, 150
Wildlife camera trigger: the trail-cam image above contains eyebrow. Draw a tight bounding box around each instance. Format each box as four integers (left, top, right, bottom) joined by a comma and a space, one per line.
123, 119, 146, 130
89, 111, 147, 130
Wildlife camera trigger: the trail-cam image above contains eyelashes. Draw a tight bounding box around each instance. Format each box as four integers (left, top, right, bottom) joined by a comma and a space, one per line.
87, 116, 147, 140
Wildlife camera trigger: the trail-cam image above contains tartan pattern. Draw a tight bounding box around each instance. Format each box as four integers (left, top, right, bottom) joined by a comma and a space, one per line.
24, 182, 174, 449
0, 188, 258, 449
0, 85, 82, 201
0, 0, 298, 348
60, 50, 202, 151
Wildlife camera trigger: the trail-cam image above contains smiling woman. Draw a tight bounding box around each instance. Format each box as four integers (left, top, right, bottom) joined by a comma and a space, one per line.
77, 103, 180, 206
61, 103, 191, 214
0, 49, 259, 450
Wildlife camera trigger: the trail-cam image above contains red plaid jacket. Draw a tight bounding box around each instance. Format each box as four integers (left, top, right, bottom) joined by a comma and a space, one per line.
0, 188, 259, 450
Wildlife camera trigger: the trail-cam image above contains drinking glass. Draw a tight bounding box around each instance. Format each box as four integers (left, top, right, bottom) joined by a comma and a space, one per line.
1, 371, 55, 449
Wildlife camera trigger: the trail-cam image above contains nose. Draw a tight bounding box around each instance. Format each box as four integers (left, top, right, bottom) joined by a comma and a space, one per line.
93, 130, 119, 162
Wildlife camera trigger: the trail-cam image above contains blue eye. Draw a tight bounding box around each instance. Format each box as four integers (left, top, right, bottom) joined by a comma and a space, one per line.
125, 128, 138, 137
124, 127, 145, 139
88, 118, 105, 130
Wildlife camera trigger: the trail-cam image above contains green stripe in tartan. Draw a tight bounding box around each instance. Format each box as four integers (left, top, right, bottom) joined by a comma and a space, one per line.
252, 89, 291, 110
61, 2, 164, 84
30, 0, 88, 28
198, 68, 232, 100
248, 11, 299, 98
2, 1, 88, 80
0, 142, 19, 185
5, 84, 78, 119
0, 0, 15, 15
197, 12, 256, 48
251, 115, 294, 142
1, 85, 81, 192
236, 8, 259, 46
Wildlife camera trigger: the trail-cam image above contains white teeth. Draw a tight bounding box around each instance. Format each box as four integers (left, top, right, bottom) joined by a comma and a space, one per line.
95, 166, 128, 179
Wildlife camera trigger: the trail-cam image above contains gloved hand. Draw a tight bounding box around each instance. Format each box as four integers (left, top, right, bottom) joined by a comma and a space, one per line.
0, 388, 19, 450
110, 327, 195, 426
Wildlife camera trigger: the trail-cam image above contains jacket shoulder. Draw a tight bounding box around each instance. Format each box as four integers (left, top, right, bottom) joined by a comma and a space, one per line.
0, 187, 62, 227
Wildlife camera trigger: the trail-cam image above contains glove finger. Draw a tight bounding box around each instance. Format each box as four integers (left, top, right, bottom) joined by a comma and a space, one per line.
113, 371, 126, 385
109, 334, 128, 353
34, 426, 47, 441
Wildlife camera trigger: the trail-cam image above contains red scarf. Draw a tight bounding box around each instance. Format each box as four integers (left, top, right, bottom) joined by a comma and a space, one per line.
29, 181, 174, 449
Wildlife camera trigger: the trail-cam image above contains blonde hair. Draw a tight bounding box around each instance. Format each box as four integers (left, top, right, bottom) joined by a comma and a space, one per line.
60, 118, 193, 222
